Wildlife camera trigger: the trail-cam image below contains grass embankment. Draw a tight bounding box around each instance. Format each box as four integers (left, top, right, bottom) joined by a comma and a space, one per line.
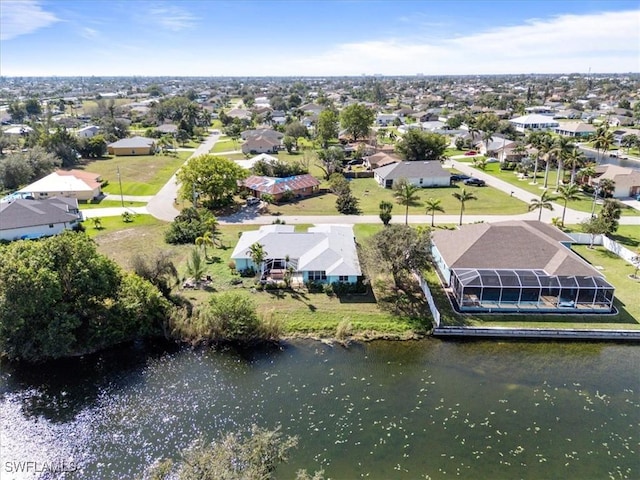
81, 151, 190, 196
94, 221, 422, 337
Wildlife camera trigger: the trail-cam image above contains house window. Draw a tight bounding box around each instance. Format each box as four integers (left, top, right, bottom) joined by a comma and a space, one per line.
49, 224, 54, 228
308, 271, 327, 281
419, 178, 423, 185
338, 275, 349, 282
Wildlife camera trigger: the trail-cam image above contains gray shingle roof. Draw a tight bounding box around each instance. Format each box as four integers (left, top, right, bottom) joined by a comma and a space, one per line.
432, 220, 601, 277
0, 198, 80, 230
374, 161, 448, 180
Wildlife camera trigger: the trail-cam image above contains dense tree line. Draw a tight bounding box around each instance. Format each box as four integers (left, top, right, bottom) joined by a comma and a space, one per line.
0, 232, 171, 362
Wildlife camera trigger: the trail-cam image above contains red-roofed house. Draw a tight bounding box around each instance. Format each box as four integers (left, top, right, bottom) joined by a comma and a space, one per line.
241, 174, 320, 202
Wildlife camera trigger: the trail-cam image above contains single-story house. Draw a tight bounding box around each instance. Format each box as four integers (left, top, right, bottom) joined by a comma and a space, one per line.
364, 152, 400, 170
608, 115, 634, 127
156, 124, 178, 135
376, 113, 399, 126
241, 135, 282, 154
241, 128, 284, 141
476, 137, 515, 158
373, 161, 450, 189
235, 153, 279, 170
431, 220, 615, 313
592, 165, 640, 198
77, 125, 100, 138
231, 224, 361, 284
4, 125, 33, 135
226, 108, 251, 120
107, 136, 156, 156
0, 197, 82, 241
555, 122, 596, 138
17, 169, 103, 201
508, 114, 559, 133
241, 174, 320, 202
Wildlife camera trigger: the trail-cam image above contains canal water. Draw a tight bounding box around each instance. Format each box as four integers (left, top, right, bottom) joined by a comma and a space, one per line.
1, 339, 638, 479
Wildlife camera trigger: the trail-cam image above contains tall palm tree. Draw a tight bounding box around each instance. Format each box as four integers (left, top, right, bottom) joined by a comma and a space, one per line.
565, 148, 587, 185
550, 137, 574, 191
452, 188, 478, 226
539, 135, 555, 189
528, 190, 556, 221
467, 118, 480, 147
530, 151, 540, 184
593, 124, 614, 164
556, 183, 581, 226
393, 178, 420, 225
577, 162, 596, 186
247, 242, 267, 279
196, 231, 215, 260
482, 129, 495, 157
425, 198, 444, 227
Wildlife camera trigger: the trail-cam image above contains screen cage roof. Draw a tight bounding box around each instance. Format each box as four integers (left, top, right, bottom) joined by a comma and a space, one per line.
453, 268, 613, 290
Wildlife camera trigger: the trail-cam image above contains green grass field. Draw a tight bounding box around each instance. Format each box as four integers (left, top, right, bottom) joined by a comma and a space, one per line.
460, 162, 638, 216
79, 199, 147, 209
210, 139, 240, 153
81, 151, 190, 196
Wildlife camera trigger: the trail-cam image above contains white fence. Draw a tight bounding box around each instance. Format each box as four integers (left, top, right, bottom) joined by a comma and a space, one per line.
414, 273, 441, 327
567, 233, 638, 264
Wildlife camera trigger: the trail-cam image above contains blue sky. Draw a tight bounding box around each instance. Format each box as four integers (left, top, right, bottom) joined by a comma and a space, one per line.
1, 0, 639, 76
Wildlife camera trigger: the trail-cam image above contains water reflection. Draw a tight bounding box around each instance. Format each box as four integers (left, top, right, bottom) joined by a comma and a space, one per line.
1, 339, 638, 479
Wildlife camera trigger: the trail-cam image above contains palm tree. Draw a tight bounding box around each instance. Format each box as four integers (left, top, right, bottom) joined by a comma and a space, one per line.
481, 129, 495, 157
597, 178, 615, 198
424, 198, 444, 227
186, 248, 206, 288
550, 137, 574, 191
556, 183, 581, 226
530, 151, 540, 184
467, 118, 480, 146
577, 162, 596, 186
393, 178, 420, 225
538, 135, 555, 189
528, 190, 556, 221
565, 148, 587, 185
247, 242, 267, 279
196, 231, 215, 260
452, 188, 478, 226
593, 125, 614, 164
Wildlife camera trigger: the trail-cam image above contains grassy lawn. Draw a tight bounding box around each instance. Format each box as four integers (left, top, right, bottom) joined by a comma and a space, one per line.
463, 162, 638, 216
93, 221, 419, 336
427, 244, 640, 329
81, 151, 190, 196
270, 177, 526, 216
563, 225, 640, 249
79, 199, 147, 209
211, 139, 240, 153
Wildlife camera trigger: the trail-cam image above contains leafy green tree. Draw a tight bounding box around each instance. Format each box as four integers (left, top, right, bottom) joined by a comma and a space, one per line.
393, 178, 420, 225
316, 146, 344, 180
283, 135, 295, 153
340, 103, 375, 142
528, 190, 556, 221
379, 200, 393, 225
396, 129, 448, 161
335, 189, 360, 214
7, 101, 26, 123
556, 183, 581, 226
580, 215, 609, 248
285, 120, 307, 144
315, 109, 339, 148
78, 134, 108, 158
131, 251, 179, 299
0, 232, 169, 362
328, 173, 350, 196
24, 98, 42, 118
452, 188, 478, 225
600, 198, 622, 234
0, 154, 34, 189
177, 154, 247, 207
165, 207, 217, 245
367, 224, 432, 287
424, 197, 445, 227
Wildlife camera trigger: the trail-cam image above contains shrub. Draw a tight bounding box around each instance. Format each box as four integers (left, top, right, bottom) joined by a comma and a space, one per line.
206, 291, 260, 342
228, 260, 236, 271
323, 283, 335, 296
335, 319, 352, 340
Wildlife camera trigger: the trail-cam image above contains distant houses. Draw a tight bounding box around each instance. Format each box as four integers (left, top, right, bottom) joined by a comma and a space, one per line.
0, 197, 83, 241
508, 114, 559, 133
373, 161, 450, 189
107, 136, 156, 156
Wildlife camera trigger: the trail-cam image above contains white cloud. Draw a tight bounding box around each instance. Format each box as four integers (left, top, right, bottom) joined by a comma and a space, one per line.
80, 27, 99, 39
148, 4, 197, 31
277, 9, 640, 75
0, 0, 59, 41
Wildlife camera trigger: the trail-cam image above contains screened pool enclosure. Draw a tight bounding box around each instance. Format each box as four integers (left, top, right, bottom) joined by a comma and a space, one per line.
450, 268, 615, 313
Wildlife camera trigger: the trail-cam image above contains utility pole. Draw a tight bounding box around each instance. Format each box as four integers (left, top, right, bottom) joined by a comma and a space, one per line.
117, 166, 124, 208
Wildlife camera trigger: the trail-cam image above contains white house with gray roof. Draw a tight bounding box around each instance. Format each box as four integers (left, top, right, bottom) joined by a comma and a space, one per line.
231, 224, 361, 284
0, 197, 82, 241
373, 161, 450, 189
